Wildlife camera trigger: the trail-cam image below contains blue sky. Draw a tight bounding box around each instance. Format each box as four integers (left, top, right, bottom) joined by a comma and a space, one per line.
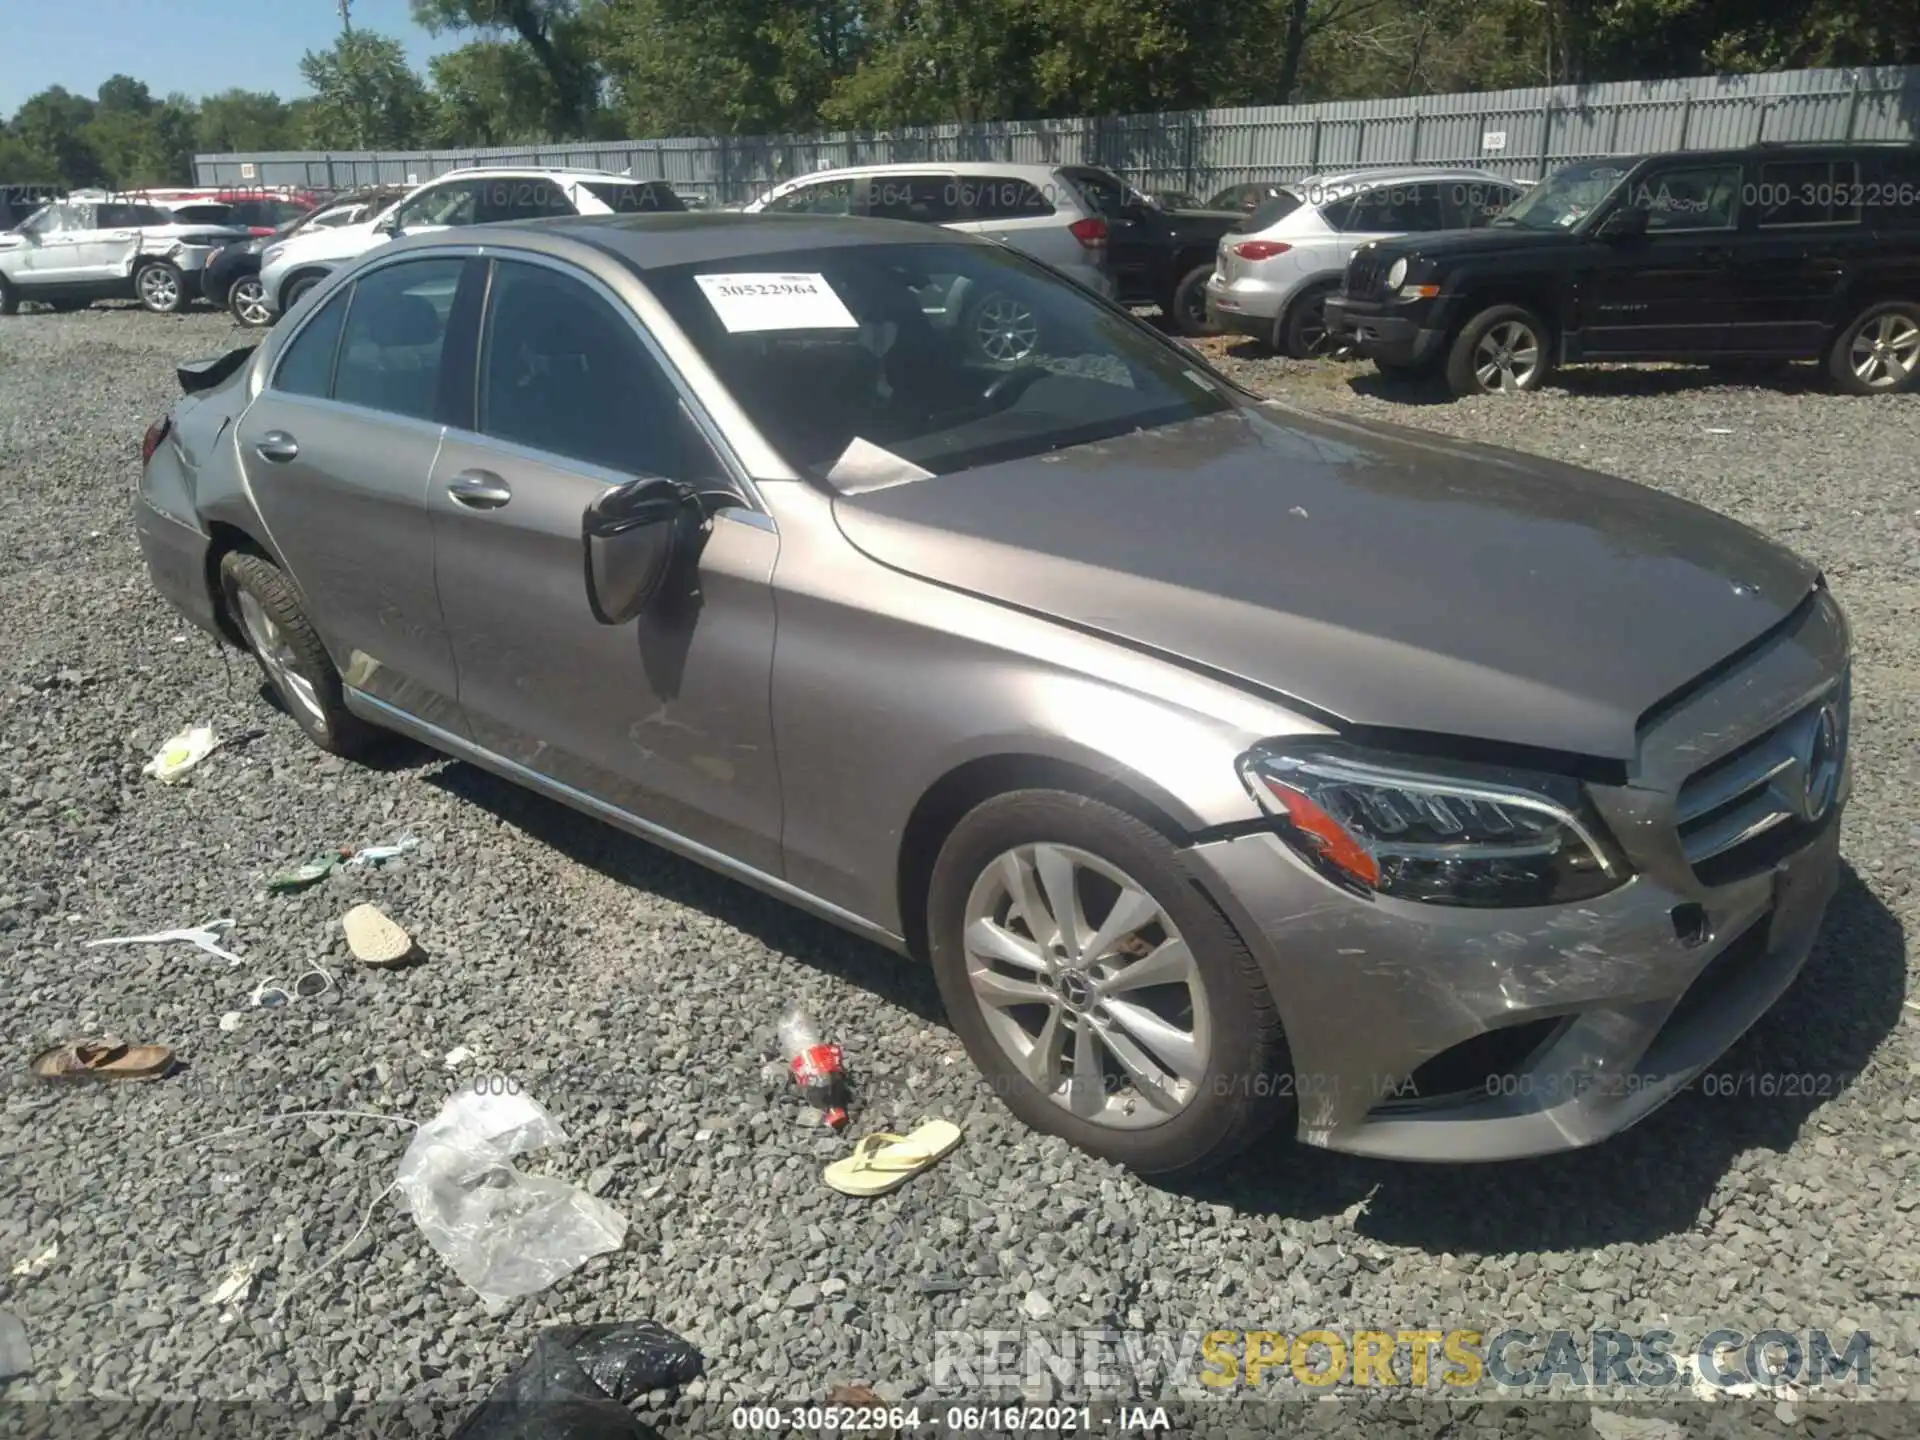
0, 0, 458, 116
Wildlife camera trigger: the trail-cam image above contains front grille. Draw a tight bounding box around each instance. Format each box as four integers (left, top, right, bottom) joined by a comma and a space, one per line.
1344, 254, 1384, 296
1675, 679, 1848, 885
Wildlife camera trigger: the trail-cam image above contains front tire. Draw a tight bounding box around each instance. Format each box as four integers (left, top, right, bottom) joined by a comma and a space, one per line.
927, 789, 1291, 1177
1445, 303, 1552, 395
1168, 263, 1219, 338
1828, 301, 1920, 395
228, 275, 272, 328
281, 272, 325, 312
134, 260, 188, 315
219, 551, 378, 758
1279, 282, 1350, 360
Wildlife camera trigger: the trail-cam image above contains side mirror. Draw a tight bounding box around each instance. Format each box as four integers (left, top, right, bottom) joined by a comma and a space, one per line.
583, 476, 701, 625
374, 214, 401, 238
1597, 206, 1647, 240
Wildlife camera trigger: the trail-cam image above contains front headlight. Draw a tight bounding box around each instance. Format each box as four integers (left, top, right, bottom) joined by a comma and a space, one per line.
1385, 257, 1408, 289
1237, 744, 1624, 907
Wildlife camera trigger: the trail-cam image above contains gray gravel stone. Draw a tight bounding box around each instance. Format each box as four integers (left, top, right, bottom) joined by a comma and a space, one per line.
0, 306, 1913, 1421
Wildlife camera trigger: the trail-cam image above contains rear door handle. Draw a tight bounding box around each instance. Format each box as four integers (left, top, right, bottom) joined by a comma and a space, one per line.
254, 431, 299, 463
447, 470, 512, 509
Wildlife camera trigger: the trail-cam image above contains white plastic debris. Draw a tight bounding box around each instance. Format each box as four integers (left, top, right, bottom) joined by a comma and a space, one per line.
345, 836, 419, 867
1591, 1412, 1685, 1440
393, 1088, 628, 1314
443, 1045, 476, 1069
219, 1011, 244, 1033
1703, 427, 1734, 435
142, 725, 218, 783
85, 917, 245, 966
203, 1258, 258, 1308
9, 1240, 57, 1279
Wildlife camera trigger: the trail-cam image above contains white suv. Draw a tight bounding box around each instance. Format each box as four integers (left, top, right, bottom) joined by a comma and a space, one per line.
0, 197, 250, 315
1205, 166, 1525, 357
259, 168, 685, 317
745, 162, 1117, 300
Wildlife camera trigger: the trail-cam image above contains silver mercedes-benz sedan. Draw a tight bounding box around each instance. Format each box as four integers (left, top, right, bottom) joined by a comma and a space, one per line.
135, 212, 1851, 1175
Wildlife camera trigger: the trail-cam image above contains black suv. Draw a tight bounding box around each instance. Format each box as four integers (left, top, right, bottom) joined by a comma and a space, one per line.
1064, 167, 1248, 335
1325, 142, 1920, 396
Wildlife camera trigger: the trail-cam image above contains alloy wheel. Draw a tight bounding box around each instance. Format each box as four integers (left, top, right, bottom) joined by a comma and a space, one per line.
973, 293, 1041, 364
138, 267, 180, 312
961, 843, 1211, 1129
236, 589, 328, 735
231, 278, 271, 327
1473, 319, 1541, 392
1849, 313, 1919, 389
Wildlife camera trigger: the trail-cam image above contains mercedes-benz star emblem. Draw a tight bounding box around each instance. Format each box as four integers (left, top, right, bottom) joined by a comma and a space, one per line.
1801, 702, 1842, 822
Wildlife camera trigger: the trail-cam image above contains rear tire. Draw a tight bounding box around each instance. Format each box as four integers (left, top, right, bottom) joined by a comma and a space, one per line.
219, 551, 379, 759
1827, 300, 1920, 395
1168, 263, 1219, 338
0, 275, 18, 317
228, 275, 272, 328
1280, 282, 1349, 360
927, 788, 1292, 1177
1445, 303, 1552, 395
960, 287, 1043, 366
134, 260, 188, 315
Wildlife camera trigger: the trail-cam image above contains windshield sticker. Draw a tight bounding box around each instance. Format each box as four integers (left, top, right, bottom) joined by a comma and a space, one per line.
826, 436, 935, 495
695, 272, 858, 333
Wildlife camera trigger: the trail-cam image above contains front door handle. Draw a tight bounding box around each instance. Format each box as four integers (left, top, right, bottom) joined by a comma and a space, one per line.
1696, 247, 1736, 266
254, 430, 299, 463
447, 470, 512, 509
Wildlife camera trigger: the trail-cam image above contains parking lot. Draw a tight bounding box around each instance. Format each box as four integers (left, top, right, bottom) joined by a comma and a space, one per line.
1, 304, 1916, 1422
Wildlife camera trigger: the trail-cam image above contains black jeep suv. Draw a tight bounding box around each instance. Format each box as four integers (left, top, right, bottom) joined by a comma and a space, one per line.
1325, 142, 1920, 396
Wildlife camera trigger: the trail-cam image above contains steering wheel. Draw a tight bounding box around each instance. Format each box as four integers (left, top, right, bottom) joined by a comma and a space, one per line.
981, 365, 1047, 408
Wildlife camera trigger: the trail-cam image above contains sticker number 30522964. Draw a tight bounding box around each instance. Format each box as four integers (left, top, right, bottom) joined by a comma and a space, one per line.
694, 271, 860, 333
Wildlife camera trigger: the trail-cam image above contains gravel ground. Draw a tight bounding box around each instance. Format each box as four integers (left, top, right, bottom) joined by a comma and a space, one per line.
0, 305, 1916, 1434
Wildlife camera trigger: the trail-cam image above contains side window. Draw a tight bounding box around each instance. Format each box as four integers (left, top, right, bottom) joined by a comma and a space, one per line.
271, 285, 352, 399
1756, 159, 1862, 227
472, 177, 578, 225
580, 180, 685, 214
1338, 182, 1446, 234
332, 257, 466, 420
963, 177, 1055, 220
478, 260, 682, 476
394, 181, 480, 230
163, 203, 233, 225
1625, 165, 1740, 231
21, 206, 71, 235
863, 174, 962, 224
764, 179, 855, 216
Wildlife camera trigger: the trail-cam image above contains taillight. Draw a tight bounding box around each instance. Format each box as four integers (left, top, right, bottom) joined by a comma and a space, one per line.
1233, 240, 1292, 260
1068, 217, 1108, 249
141, 415, 172, 466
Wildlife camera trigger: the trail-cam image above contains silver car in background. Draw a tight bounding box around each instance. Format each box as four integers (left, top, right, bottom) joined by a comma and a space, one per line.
0, 195, 249, 315
1207, 166, 1524, 356
136, 212, 1851, 1176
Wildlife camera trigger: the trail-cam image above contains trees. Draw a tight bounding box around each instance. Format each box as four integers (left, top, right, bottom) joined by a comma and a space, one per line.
298, 31, 433, 150
412, 0, 602, 137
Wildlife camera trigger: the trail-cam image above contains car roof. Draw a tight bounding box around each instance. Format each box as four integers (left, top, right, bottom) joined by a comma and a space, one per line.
774, 160, 1078, 187
396, 211, 984, 270
1294, 165, 1518, 190
433, 165, 637, 182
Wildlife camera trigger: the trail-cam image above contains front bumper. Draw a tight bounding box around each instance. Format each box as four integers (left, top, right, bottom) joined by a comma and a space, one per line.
1184, 590, 1852, 1161
1323, 295, 1446, 367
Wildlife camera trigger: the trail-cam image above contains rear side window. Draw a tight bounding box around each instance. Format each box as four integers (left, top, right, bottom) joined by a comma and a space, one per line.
472, 177, 577, 224
863, 174, 963, 224
332, 257, 466, 420
272, 287, 351, 399
1061, 167, 1130, 217
1240, 191, 1304, 233
163, 203, 234, 225
580, 180, 685, 214
1755, 159, 1863, 227
962, 178, 1055, 219
762, 179, 856, 216
1334, 182, 1447, 234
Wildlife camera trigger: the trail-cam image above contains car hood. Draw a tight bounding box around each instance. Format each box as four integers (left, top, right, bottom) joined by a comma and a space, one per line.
271, 220, 381, 266
1364, 225, 1587, 264
830, 403, 1817, 760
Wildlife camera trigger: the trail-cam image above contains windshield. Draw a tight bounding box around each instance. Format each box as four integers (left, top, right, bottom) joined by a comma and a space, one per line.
645, 241, 1234, 484
1492, 161, 1635, 231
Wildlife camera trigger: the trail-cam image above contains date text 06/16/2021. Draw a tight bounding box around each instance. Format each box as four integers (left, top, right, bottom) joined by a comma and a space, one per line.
729, 1404, 1172, 1433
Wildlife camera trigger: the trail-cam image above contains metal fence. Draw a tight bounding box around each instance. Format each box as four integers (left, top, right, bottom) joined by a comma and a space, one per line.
195, 64, 1920, 204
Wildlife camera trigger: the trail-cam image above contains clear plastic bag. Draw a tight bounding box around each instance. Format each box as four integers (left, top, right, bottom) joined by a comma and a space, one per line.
395, 1089, 628, 1314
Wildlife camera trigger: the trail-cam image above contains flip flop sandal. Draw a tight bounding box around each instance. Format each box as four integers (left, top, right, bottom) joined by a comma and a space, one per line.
342, 904, 414, 967
823, 1120, 963, 1197
30, 1038, 175, 1083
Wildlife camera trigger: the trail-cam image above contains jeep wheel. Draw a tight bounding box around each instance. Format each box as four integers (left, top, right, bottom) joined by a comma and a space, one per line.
1829, 302, 1920, 395
134, 260, 188, 315
1446, 303, 1551, 395
1168, 263, 1219, 338
928, 789, 1292, 1177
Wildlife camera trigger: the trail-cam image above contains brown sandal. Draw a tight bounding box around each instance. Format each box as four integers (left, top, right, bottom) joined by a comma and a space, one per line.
30, 1038, 176, 1083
